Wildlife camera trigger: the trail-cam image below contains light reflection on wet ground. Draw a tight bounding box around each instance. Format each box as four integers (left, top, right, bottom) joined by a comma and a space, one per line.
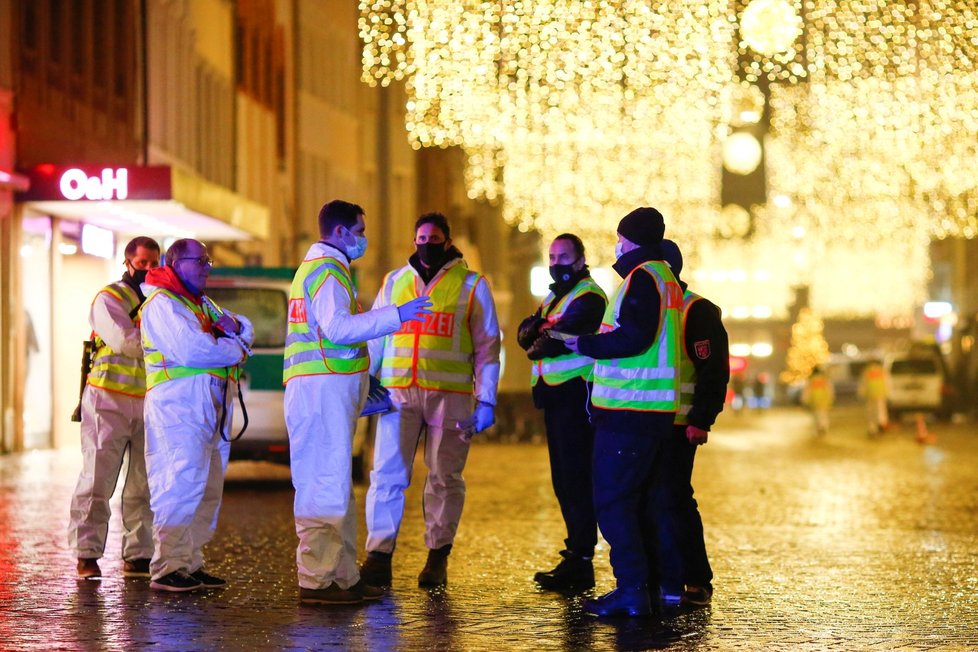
1, 406, 977, 650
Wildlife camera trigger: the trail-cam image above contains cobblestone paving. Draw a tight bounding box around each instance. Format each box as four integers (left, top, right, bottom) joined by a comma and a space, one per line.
1, 406, 977, 650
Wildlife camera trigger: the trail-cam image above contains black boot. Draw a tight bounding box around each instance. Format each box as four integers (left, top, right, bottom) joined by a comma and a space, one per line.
418, 544, 451, 587
360, 551, 393, 587
533, 551, 595, 590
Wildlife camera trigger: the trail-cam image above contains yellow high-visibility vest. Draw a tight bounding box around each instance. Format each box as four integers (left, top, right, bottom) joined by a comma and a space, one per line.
283, 255, 368, 383
592, 261, 681, 412
530, 277, 606, 387
379, 262, 482, 394
142, 289, 239, 389
674, 290, 703, 426
863, 363, 886, 400
87, 281, 146, 397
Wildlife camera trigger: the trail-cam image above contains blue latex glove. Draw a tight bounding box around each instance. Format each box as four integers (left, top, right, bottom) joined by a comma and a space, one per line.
472, 402, 495, 433
456, 401, 495, 439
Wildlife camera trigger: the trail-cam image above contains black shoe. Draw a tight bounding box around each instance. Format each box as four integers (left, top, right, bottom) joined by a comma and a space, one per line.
150, 570, 203, 593
584, 586, 652, 617
360, 551, 393, 587
191, 569, 227, 589
418, 546, 450, 587
534, 551, 594, 591
122, 558, 152, 577
681, 585, 713, 607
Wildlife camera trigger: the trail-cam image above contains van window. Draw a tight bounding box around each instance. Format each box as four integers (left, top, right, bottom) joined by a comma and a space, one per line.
891, 358, 938, 375
207, 287, 287, 348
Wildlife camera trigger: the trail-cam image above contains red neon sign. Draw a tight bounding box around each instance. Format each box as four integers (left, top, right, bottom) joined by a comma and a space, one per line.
16, 165, 172, 202
59, 168, 129, 201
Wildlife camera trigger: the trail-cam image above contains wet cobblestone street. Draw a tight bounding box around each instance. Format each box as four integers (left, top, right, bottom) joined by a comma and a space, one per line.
2, 406, 977, 650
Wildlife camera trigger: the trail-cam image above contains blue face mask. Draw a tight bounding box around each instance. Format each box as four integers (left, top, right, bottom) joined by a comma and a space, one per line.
614, 241, 624, 260
344, 231, 368, 260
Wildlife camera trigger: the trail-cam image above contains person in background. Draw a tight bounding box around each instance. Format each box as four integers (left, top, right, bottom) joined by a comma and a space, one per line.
564, 207, 683, 617
284, 200, 432, 605
361, 212, 500, 589
803, 366, 835, 436
657, 239, 729, 608
859, 359, 888, 436
518, 233, 606, 591
69, 236, 161, 579
140, 238, 254, 592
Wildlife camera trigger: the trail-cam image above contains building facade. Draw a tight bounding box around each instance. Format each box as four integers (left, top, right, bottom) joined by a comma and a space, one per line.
0, 0, 534, 454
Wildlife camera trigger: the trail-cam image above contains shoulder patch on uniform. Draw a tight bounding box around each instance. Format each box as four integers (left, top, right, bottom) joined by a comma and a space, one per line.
694, 340, 711, 359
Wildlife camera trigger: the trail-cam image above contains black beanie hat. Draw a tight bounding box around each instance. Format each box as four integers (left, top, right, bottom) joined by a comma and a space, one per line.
617, 207, 665, 246
661, 239, 683, 277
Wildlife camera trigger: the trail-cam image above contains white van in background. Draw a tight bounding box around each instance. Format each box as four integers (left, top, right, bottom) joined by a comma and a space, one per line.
884, 345, 952, 421
206, 268, 369, 479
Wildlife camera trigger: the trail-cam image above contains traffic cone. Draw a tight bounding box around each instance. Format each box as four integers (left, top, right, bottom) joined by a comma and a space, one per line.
915, 413, 936, 445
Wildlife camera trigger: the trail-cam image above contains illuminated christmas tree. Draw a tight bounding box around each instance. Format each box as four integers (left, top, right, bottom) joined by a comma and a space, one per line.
781, 307, 829, 385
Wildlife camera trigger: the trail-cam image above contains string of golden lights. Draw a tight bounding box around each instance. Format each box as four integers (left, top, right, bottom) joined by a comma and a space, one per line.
361, 0, 978, 319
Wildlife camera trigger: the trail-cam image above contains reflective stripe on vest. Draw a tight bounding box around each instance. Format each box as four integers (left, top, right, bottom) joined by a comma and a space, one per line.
283, 255, 367, 383
592, 261, 681, 412
674, 291, 703, 426
380, 262, 481, 393
530, 277, 607, 387
87, 281, 147, 397
142, 289, 239, 389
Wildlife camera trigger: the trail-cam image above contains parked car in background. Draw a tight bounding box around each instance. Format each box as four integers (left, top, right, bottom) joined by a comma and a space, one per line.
884, 345, 953, 421
206, 267, 369, 479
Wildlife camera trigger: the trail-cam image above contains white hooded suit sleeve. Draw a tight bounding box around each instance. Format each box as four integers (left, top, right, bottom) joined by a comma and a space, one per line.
367, 283, 392, 376
90, 288, 143, 358
313, 275, 401, 348
470, 277, 501, 405
141, 293, 247, 368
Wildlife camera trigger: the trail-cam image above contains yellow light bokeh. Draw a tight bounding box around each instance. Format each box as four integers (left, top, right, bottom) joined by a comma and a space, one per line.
361, 1, 978, 319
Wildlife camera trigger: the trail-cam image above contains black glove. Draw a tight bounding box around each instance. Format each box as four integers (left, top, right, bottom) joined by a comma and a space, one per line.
526, 334, 569, 360
517, 316, 547, 350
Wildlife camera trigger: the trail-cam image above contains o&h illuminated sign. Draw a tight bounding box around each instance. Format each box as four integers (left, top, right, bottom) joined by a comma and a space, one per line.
59, 168, 129, 201
16, 164, 172, 202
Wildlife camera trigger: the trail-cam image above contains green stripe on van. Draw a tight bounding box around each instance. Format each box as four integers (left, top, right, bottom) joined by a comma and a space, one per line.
245, 353, 285, 391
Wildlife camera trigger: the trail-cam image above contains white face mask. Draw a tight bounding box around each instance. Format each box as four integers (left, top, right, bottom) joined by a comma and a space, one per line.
614, 241, 624, 260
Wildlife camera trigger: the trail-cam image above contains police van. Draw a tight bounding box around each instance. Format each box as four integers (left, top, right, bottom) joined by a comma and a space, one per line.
206, 267, 369, 477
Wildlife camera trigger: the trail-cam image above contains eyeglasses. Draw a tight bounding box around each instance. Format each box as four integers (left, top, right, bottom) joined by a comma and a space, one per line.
177, 256, 213, 267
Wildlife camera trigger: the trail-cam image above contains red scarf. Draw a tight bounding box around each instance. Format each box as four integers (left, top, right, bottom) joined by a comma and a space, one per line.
145, 266, 214, 332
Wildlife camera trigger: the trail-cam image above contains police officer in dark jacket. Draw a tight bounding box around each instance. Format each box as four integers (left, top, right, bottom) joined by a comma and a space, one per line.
565, 208, 684, 617
518, 234, 607, 591
656, 239, 729, 608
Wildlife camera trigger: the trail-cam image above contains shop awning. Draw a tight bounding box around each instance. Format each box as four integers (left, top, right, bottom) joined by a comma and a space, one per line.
17, 164, 269, 241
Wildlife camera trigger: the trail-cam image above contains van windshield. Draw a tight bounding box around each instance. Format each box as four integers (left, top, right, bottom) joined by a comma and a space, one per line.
891, 358, 938, 375
207, 288, 287, 348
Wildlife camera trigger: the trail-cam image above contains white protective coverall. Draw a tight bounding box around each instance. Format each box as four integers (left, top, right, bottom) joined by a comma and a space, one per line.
365, 257, 500, 554
68, 282, 153, 561
140, 285, 253, 580
285, 242, 402, 591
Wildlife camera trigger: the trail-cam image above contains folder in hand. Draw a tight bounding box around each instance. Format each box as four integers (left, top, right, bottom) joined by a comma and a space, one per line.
361, 375, 393, 417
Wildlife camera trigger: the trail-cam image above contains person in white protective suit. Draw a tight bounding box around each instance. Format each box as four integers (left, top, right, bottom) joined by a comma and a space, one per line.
360, 212, 501, 588
69, 236, 161, 579
139, 238, 254, 593
284, 199, 432, 606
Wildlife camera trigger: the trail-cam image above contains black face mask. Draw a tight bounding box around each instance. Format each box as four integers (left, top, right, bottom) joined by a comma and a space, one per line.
549, 262, 579, 284
130, 268, 149, 286
417, 242, 447, 268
